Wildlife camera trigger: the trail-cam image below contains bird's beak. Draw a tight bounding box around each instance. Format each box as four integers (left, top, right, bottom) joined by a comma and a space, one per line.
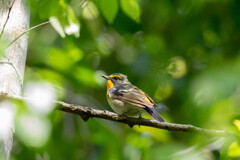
101, 75, 110, 80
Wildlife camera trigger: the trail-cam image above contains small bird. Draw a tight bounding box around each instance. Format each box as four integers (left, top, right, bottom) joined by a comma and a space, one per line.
102, 73, 165, 122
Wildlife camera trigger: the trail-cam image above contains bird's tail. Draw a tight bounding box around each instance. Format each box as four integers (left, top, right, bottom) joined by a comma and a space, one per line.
144, 106, 165, 122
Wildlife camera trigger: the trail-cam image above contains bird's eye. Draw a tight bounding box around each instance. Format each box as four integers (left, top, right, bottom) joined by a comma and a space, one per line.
113, 77, 119, 80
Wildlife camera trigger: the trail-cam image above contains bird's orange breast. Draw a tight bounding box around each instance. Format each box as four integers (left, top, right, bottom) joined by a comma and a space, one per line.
107, 80, 114, 92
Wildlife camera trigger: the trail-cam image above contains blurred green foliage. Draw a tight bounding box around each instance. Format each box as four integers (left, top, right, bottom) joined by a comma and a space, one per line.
4, 0, 240, 159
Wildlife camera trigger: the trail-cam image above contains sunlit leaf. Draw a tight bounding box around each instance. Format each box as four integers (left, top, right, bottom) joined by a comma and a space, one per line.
82, 2, 99, 20
120, 0, 140, 23
233, 120, 240, 131
49, 16, 66, 38
207, 99, 236, 129
228, 141, 240, 157
100, 0, 118, 24
49, 5, 80, 38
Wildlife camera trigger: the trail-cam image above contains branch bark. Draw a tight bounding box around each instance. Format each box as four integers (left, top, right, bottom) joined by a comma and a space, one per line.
1, 94, 233, 137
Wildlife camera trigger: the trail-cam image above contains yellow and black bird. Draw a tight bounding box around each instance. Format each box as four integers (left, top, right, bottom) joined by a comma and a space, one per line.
102, 73, 165, 122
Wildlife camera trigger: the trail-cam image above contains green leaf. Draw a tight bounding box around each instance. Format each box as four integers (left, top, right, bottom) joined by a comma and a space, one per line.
82, 2, 99, 20
228, 141, 240, 158
100, 0, 118, 24
49, 16, 66, 38
233, 119, 240, 131
220, 137, 236, 160
120, 0, 140, 23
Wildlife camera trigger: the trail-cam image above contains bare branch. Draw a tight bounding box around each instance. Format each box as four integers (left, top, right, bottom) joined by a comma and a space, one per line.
0, 93, 234, 137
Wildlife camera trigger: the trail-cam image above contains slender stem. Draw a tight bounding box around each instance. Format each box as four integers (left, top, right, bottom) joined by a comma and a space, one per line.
5, 21, 50, 48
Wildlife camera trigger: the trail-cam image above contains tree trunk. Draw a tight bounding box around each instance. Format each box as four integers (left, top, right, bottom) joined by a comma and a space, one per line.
0, 0, 29, 159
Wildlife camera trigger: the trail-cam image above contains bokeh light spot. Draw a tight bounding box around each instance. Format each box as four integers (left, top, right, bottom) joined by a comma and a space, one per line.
16, 115, 51, 148
0, 101, 15, 141
167, 57, 187, 79
24, 81, 56, 115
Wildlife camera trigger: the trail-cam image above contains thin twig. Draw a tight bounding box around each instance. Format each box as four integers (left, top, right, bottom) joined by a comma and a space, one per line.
5, 21, 50, 48
79, 0, 87, 6
0, 93, 234, 137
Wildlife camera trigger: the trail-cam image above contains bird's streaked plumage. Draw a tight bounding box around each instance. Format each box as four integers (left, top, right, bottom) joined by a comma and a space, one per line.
102, 73, 165, 122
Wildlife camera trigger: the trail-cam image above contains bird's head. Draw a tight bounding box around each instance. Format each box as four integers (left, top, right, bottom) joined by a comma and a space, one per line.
102, 73, 130, 90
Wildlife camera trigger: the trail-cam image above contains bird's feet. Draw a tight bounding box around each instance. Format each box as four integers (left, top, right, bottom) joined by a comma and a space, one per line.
138, 114, 143, 128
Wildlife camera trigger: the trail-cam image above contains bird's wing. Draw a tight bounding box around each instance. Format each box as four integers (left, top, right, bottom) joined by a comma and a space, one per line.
108, 84, 154, 108
109, 84, 165, 122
